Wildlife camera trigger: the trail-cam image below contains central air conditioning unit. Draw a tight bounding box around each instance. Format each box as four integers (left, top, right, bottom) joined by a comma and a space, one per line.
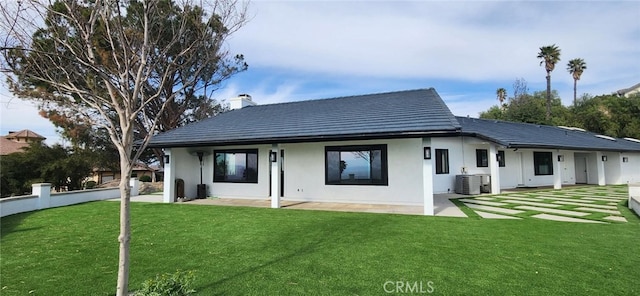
455, 175, 481, 195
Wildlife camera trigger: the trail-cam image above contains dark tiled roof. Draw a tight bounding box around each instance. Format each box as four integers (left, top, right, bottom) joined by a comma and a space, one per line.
149, 88, 460, 148
457, 116, 640, 152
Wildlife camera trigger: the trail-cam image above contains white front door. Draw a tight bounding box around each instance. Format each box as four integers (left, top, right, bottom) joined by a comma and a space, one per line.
517, 152, 525, 186
575, 156, 588, 183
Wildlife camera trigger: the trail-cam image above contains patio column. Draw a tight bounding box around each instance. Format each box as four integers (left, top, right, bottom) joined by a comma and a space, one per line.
596, 151, 606, 186
270, 144, 281, 208
33, 183, 52, 210
553, 150, 562, 189
489, 144, 500, 194
163, 148, 176, 203
422, 138, 434, 216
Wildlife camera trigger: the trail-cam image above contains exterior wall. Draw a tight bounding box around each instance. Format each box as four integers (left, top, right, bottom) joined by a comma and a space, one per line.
431, 137, 465, 193
171, 139, 426, 205
619, 153, 640, 184
171, 145, 272, 199
603, 152, 622, 184
282, 138, 424, 205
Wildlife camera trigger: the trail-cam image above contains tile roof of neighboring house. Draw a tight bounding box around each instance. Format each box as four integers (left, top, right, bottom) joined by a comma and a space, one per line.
148, 88, 461, 148
457, 116, 640, 152
0, 136, 29, 155
5, 129, 46, 141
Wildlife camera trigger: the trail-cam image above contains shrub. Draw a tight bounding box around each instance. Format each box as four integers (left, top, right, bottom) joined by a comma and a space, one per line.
133, 270, 196, 296
84, 181, 97, 189
139, 175, 152, 182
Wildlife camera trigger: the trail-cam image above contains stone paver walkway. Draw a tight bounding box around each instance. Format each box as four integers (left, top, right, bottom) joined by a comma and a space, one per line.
459, 186, 629, 223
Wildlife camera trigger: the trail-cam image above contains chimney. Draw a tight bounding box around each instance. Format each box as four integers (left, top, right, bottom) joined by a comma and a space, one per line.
229, 94, 256, 110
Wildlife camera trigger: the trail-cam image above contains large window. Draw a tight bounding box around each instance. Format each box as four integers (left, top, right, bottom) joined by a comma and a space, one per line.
498, 150, 506, 167
476, 149, 488, 167
435, 149, 449, 174
214, 149, 258, 183
325, 145, 388, 185
534, 151, 553, 176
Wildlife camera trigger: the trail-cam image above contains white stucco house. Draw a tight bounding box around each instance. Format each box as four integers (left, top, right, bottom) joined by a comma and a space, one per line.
148, 88, 640, 215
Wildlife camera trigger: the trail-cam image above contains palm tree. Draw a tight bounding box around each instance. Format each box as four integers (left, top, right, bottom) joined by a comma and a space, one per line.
537, 44, 561, 121
496, 87, 507, 110
567, 58, 587, 106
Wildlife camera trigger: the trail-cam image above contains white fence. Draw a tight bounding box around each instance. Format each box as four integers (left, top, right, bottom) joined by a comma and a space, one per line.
629, 183, 640, 218
0, 178, 140, 218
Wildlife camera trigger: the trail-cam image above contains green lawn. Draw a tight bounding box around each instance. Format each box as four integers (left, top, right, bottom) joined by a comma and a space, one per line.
1, 197, 639, 295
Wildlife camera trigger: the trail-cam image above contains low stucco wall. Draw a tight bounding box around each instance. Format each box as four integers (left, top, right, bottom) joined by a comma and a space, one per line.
629, 183, 640, 217
1, 179, 139, 218
0, 195, 39, 218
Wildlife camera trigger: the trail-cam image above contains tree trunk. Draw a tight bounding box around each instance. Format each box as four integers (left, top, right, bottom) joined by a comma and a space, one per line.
573, 79, 577, 107
116, 170, 131, 296
115, 125, 134, 296
545, 73, 552, 121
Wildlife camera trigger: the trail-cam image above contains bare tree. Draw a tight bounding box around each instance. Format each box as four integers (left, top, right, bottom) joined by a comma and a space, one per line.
0, 0, 248, 295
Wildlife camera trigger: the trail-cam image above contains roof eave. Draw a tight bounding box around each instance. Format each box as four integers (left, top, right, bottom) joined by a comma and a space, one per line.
147, 129, 461, 149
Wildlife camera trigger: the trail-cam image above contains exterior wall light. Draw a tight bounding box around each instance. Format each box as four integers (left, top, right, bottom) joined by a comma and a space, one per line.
557, 155, 564, 162
424, 147, 431, 159
623, 157, 629, 163
164, 155, 170, 164
270, 151, 278, 162
602, 155, 607, 162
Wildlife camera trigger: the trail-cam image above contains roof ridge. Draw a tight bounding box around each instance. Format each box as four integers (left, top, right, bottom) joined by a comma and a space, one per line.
249, 88, 436, 108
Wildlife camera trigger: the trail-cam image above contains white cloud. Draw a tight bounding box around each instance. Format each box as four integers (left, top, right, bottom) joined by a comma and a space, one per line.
231, 1, 639, 90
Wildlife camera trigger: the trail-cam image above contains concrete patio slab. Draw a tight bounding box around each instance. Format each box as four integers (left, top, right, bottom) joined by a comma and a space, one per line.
514, 206, 590, 217
501, 199, 563, 208
458, 199, 507, 206
463, 203, 525, 215
604, 216, 627, 222
574, 207, 621, 215
531, 196, 595, 203
499, 196, 551, 202
474, 210, 521, 219
532, 213, 605, 224
552, 201, 617, 209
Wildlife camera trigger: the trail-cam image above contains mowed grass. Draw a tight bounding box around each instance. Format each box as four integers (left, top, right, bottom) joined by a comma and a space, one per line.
2, 200, 639, 295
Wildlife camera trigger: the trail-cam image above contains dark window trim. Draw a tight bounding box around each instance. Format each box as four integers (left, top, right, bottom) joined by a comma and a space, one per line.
213, 149, 259, 183
476, 149, 488, 167
533, 151, 553, 176
435, 149, 449, 174
325, 144, 388, 186
498, 150, 506, 167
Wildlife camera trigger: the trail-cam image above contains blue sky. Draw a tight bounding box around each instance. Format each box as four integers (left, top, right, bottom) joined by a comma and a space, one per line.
1, 0, 639, 145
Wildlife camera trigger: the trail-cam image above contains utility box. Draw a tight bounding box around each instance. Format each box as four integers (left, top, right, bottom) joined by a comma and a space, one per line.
197, 184, 207, 199
455, 175, 481, 195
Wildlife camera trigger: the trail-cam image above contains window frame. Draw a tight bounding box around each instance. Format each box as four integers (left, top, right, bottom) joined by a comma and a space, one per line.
213, 149, 259, 183
435, 149, 450, 174
498, 150, 506, 167
476, 149, 488, 167
324, 144, 388, 186
533, 151, 553, 176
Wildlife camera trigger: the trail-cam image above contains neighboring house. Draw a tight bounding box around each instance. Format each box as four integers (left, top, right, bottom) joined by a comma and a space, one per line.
615, 82, 640, 98
148, 89, 640, 215
90, 163, 160, 184
0, 129, 46, 155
